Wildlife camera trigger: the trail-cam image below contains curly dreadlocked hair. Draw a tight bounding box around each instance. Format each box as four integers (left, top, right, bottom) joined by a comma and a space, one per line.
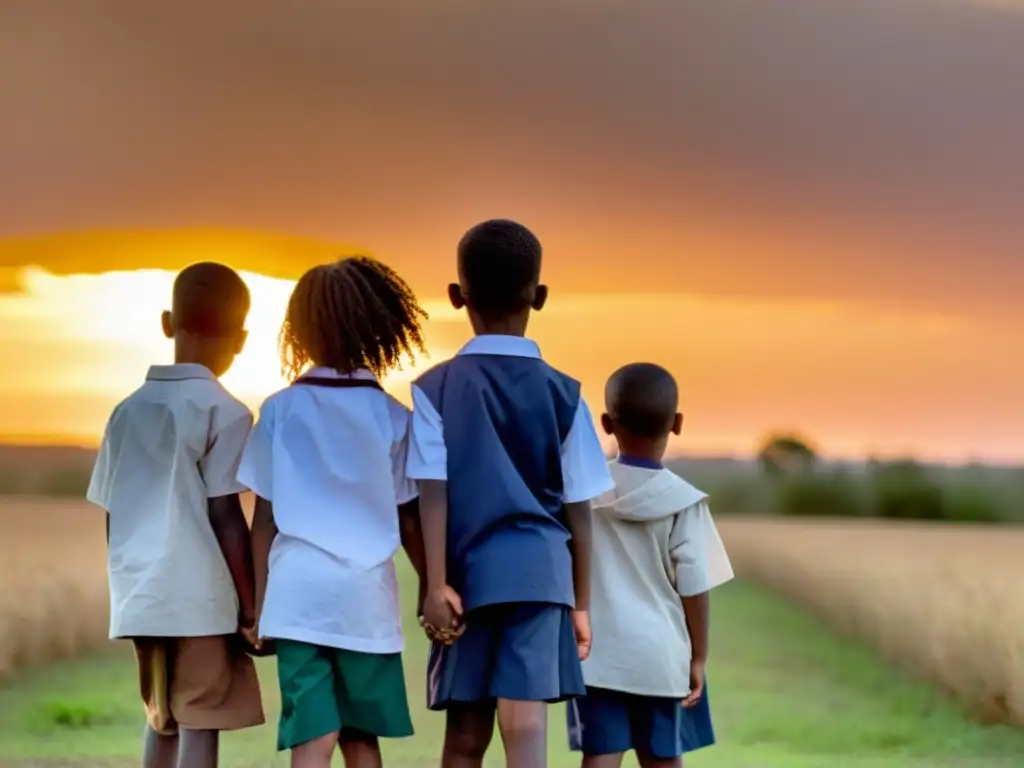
279, 256, 427, 381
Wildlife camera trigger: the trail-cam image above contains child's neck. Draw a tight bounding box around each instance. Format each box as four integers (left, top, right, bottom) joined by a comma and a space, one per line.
173, 336, 220, 376
470, 312, 530, 338
614, 435, 669, 468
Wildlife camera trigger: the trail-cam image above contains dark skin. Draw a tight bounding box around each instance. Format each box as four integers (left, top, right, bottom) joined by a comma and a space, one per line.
208, 494, 258, 636
397, 497, 429, 614
432, 277, 591, 768
600, 410, 709, 708
249, 496, 278, 655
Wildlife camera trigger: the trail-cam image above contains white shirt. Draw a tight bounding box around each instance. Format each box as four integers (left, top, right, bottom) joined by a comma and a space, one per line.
86, 363, 252, 639
582, 461, 734, 697
236, 367, 417, 653
405, 335, 614, 503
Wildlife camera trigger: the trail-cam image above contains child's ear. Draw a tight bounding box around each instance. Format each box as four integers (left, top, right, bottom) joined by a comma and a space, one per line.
447, 283, 466, 310
671, 413, 684, 435
600, 413, 615, 435
161, 311, 174, 339
235, 329, 248, 355
532, 284, 548, 311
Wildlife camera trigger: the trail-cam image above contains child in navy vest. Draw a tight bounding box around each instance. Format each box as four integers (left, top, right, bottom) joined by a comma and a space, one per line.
567, 363, 733, 768
407, 219, 614, 768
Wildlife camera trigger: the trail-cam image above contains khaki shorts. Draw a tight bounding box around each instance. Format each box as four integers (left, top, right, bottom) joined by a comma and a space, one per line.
133, 635, 265, 735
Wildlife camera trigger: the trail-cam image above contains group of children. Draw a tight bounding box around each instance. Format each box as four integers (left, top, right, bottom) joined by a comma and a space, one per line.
87, 219, 734, 768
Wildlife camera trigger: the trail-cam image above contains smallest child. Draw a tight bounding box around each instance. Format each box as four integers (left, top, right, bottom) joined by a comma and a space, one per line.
567, 363, 734, 768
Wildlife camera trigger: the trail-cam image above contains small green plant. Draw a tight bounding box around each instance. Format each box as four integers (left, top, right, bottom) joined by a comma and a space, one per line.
26, 698, 112, 730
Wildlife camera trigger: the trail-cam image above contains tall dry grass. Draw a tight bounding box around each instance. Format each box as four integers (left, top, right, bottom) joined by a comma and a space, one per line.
719, 517, 1024, 725
0, 498, 108, 680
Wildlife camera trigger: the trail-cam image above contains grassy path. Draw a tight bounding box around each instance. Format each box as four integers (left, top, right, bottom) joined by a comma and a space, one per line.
2, 578, 1023, 767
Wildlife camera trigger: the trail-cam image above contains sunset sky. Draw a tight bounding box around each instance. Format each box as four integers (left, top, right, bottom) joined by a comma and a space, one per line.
2, 1, 1023, 461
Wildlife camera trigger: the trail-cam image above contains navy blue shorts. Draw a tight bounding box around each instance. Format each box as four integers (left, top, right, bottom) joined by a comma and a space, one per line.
426, 602, 584, 710
567, 683, 715, 758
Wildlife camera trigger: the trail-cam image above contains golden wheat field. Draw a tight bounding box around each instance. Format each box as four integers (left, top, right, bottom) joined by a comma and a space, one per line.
0, 499, 108, 681
719, 517, 1024, 725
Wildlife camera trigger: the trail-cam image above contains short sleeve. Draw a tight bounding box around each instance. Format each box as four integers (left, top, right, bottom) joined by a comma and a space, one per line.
200, 405, 254, 498
391, 409, 419, 505
236, 402, 274, 501
86, 418, 115, 509
406, 384, 448, 481
668, 499, 734, 597
561, 398, 615, 503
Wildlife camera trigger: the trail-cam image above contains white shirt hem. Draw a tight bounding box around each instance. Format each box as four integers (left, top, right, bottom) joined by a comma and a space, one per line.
261, 625, 405, 654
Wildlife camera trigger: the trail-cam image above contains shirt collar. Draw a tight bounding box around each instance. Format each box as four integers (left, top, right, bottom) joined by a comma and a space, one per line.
617, 454, 664, 471
456, 335, 542, 359
146, 363, 216, 382
299, 366, 378, 381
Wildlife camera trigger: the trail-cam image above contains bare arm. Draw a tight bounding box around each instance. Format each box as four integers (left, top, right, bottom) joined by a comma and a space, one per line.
251, 496, 278, 623
682, 592, 710, 663
565, 500, 593, 611
208, 494, 257, 627
419, 480, 448, 593
398, 497, 428, 612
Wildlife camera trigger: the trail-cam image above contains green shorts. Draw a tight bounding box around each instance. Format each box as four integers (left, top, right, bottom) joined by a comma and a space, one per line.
275, 640, 414, 751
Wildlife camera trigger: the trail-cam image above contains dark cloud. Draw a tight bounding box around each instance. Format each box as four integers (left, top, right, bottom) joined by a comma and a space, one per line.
2, 0, 1023, 311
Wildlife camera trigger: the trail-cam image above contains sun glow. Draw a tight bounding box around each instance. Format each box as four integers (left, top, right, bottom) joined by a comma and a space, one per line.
1, 267, 452, 426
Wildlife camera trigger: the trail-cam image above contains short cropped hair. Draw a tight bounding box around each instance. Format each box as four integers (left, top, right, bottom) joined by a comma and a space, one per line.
172, 262, 250, 336
457, 219, 542, 319
605, 363, 679, 439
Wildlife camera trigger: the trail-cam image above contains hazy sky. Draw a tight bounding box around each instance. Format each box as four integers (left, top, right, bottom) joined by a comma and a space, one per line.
1, 0, 1022, 459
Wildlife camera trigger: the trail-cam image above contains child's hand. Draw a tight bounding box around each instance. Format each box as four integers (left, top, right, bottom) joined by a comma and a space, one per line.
422, 585, 464, 645
239, 624, 260, 648
682, 659, 705, 708
571, 609, 592, 661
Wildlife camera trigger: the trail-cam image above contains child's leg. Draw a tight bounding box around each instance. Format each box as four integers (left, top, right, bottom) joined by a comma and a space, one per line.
176, 728, 219, 768
291, 731, 338, 768
142, 724, 178, 768
442, 701, 496, 768
636, 754, 682, 768
581, 754, 625, 768
338, 727, 383, 768
496, 699, 547, 768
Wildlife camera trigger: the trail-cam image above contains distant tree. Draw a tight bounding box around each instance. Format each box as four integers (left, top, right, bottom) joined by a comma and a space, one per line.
757, 433, 818, 476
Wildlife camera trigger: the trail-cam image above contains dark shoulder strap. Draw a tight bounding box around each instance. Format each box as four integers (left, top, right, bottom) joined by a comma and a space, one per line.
292, 377, 383, 391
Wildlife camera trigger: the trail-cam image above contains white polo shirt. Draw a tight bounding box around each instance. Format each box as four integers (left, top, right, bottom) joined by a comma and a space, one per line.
406, 335, 614, 503
87, 363, 253, 639
236, 367, 417, 654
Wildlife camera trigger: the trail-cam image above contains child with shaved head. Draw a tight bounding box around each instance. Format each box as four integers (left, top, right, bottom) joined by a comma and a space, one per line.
567, 363, 734, 768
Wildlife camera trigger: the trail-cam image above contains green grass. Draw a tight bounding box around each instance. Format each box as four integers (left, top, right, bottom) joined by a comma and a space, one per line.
1, 569, 1023, 767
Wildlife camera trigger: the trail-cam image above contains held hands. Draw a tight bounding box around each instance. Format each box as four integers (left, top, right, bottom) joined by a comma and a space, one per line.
682, 658, 705, 708
238, 611, 274, 656
420, 585, 465, 645
572, 609, 592, 661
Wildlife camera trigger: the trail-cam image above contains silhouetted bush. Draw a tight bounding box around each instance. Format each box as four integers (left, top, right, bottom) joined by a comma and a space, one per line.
774, 470, 865, 518
870, 460, 946, 520
942, 483, 1005, 523
35, 468, 92, 498
757, 433, 817, 476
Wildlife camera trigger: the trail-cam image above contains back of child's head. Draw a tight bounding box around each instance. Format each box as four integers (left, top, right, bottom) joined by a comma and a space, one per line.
456, 219, 543, 320
280, 256, 427, 381
605, 363, 680, 440
172, 262, 250, 336
165, 263, 250, 377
